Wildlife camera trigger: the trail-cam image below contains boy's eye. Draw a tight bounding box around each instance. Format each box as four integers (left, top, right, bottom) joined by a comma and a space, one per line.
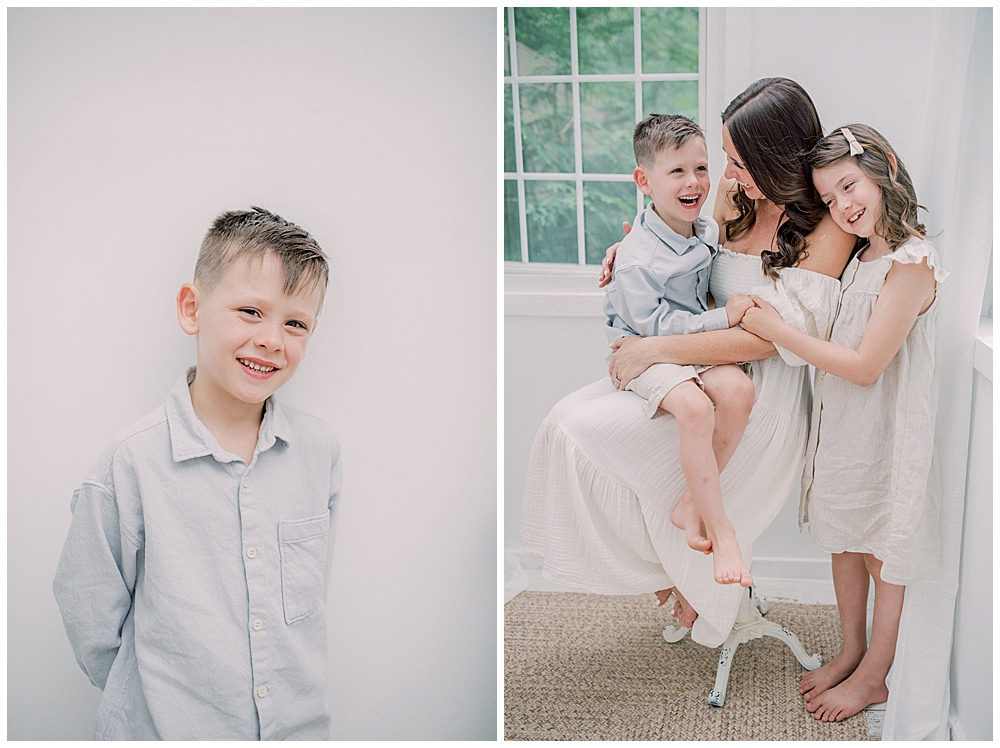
239, 308, 261, 317
286, 320, 307, 330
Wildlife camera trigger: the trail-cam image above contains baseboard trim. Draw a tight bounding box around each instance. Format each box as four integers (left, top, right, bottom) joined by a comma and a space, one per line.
510, 550, 836, 605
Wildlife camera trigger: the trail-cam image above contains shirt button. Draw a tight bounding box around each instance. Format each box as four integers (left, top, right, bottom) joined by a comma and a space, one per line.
252, 619, 263, 631
243, 477, 251, 488
246, 547, 257, 559
257, 685, 268, 698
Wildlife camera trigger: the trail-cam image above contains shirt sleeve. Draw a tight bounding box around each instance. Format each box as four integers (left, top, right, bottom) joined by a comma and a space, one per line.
52, 481, 139, 691
611, 263, 730, 337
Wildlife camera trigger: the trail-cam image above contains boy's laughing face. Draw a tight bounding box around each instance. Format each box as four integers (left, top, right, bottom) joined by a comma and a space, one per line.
634, 136, 710, 238
179, 253, 323, 417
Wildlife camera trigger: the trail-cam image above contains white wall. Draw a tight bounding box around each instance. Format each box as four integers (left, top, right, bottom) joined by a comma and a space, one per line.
8, 8, 496, 740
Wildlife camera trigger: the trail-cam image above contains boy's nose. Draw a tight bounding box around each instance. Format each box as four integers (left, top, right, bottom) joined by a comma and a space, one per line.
254, 322, 283, 351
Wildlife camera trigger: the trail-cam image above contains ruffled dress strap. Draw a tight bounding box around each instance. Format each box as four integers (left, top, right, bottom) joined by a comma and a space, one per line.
749, 267, 842, 367
888, 237, 950, 284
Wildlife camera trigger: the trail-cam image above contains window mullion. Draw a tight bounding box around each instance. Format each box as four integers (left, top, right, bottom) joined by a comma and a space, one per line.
634, 6, 643, 218
508, 7, 529, 263
570, 7, 586, 266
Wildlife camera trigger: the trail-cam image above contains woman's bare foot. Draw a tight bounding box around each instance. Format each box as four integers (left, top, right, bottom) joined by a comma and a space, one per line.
710, 532, 752, 586
654, 587, 698, 628
806, 667, 889, 722
670, 493, 712, 553
799, 646, 865, 702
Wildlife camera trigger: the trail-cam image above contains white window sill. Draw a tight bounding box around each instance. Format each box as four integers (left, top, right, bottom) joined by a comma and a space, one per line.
504, 263, 605, 317
974, 316, 992, 382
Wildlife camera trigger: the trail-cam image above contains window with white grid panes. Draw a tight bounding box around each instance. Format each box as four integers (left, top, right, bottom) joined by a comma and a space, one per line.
504, 7, 703, 265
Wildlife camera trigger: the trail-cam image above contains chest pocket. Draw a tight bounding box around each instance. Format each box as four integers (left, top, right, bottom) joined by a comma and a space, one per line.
278, 513, 330, 624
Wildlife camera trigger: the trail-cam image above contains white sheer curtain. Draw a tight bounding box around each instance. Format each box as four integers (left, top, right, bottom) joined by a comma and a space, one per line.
882, 8, 992, 741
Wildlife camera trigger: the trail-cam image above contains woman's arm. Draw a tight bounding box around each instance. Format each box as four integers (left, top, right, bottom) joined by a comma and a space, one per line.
609, 328, 776, 388
742, 259, 936, 387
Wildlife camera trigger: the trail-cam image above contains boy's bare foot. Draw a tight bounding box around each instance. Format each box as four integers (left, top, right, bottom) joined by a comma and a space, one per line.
799, 647, 865, 702
654, 587, 698, 628
670, 495, 712, 553
806, 668, 889, 722
710, 533, 752, 586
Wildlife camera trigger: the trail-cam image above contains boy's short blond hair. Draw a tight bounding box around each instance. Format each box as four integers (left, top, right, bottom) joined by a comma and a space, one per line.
194, 207, 329, 302
633, 113, 705, 169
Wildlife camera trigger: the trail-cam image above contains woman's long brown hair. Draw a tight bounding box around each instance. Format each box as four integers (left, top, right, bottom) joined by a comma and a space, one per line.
721, 78, 828, 279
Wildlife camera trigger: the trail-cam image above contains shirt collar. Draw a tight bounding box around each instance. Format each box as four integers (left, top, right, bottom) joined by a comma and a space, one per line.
165, 367, 292, 464
642, 204, 719, 255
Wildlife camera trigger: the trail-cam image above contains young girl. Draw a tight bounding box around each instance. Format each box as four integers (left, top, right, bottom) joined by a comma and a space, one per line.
740, 124, 948, 722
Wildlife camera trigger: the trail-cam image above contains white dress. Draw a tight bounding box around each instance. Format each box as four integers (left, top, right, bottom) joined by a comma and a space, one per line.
800, 238, 948, 585
520, 247, 841, 647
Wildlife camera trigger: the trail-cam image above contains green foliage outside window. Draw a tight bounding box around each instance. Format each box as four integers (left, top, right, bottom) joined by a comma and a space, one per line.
505, 7, 700, 264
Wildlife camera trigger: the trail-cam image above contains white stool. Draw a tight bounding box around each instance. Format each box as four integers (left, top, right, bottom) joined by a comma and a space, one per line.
662, 586, 822, 706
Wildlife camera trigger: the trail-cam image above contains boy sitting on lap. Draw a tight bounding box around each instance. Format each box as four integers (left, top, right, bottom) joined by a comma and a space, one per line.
604, 114, 754, 586
53, 207, 341, 739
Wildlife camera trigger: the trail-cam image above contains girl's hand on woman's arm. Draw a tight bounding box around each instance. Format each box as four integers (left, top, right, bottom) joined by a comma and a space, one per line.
597, 221, 632, 288
740, 297, 789, 341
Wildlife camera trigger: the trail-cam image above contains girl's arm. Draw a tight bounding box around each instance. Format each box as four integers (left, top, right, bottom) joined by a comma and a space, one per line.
741, 259, 936, 387
610, 328, 776, 387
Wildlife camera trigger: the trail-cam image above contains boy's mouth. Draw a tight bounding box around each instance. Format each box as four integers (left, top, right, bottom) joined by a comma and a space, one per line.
239, 358, 278, 375
678, 195, 700, 207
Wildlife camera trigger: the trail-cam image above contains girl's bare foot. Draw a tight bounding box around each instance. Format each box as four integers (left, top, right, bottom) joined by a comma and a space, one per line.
654, 587, 698, 628
710, 533, 752, 586
799, 646, 865, 702
806, 668, 889, 722
670, 493, 712, 553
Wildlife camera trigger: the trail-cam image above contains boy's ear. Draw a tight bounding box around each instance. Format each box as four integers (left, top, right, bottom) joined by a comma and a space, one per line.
633, 166, 653, 196
176, 283, 200, 336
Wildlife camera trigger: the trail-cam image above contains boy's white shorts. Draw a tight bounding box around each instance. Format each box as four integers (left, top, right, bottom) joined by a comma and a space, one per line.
607, 349, 712, 420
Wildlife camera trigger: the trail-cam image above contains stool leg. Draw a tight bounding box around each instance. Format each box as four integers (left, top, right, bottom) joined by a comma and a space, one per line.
759, 621, 822, 670
708, 642, 737, 706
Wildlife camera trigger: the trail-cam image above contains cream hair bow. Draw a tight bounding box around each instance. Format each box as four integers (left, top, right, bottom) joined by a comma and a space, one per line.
841, 127, 864, 156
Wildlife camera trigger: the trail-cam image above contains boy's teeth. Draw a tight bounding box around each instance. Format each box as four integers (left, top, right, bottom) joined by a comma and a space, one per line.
240, 359, 275, 372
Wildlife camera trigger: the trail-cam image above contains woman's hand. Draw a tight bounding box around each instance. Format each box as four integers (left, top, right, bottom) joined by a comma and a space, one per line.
597, 221, 632, 288
740, 296, 786, 342
608, 335, 659, 389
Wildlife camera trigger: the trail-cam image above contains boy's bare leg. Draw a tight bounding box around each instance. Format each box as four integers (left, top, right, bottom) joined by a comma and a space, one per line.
800, 552, 869, 702
808, 555, 900, 722
654, 586, 699, 628
671, 365, 755, 554
660, 380, 751, 586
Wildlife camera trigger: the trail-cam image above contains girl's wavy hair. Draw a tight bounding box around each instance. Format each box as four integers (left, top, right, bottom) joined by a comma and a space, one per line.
721, 77, 827, 279
808, 124, 926, 250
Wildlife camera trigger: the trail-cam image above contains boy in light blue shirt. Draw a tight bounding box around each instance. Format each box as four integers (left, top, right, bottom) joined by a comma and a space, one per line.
603, 114, 755, 588
53, 207, 341, 739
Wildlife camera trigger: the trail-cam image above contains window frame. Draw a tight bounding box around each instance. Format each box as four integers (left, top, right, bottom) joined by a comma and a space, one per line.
504, 6, 707, 272
505, 7, 724, 318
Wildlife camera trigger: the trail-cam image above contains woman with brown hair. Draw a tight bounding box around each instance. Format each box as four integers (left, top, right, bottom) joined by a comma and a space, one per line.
520, 78, 856, 646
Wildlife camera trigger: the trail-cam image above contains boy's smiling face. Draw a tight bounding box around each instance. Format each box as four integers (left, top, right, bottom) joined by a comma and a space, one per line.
634, 136, 710, 238
178, 253, 323, 419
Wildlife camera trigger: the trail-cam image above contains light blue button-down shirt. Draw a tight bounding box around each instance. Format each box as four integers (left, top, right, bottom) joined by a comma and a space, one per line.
53, 368, 342, 740
603, 205, 729, 345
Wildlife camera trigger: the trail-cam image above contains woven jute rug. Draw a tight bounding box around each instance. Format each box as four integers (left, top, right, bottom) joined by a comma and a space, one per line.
505, 591, 869, 741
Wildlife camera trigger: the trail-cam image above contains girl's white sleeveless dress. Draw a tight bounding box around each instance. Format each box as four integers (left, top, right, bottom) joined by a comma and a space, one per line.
520, 248, 841, 647
800, 238, 948, 585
